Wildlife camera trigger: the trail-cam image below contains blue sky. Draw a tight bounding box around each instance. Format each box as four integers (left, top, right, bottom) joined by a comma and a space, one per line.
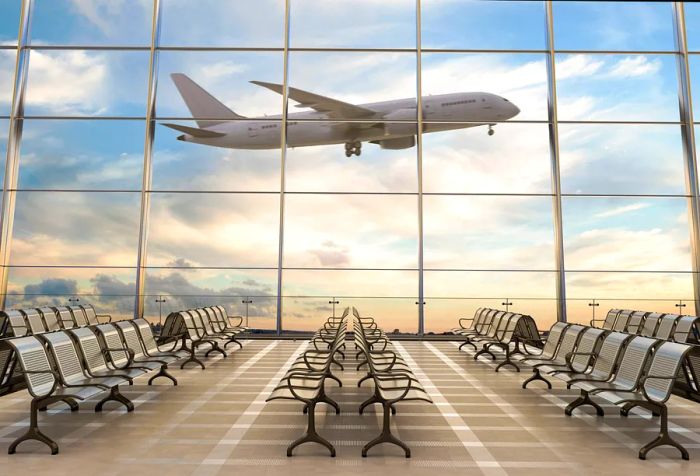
0, 1, 698, 330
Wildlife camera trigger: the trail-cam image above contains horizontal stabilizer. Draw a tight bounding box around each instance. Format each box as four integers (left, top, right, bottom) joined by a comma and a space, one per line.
161, 123, 226, 138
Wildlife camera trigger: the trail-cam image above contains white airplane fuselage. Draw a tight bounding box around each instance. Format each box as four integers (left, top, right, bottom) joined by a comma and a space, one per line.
176, 92, 520, 150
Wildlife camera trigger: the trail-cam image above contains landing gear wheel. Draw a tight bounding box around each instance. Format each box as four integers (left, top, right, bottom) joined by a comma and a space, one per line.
488, 125, 495, 136
345, 150, 353, 157
344, 141, 362, 157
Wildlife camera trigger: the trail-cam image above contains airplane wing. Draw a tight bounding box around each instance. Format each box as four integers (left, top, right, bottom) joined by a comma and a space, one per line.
250, 81, 377, 120
161, 123, 226, 138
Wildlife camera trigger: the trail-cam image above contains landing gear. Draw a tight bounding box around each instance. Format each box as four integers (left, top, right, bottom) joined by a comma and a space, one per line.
488, 124, 495, 136
345, 141, 362, 157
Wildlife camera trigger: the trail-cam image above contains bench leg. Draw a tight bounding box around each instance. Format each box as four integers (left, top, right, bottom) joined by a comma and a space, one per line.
287, 402, 335, 457
148, 365, 178, 386
495, 345, 520, 373
95, 387, 134, 413
39, 397, 79, 412
331, 357, 344, 371
204, 341, 227, 358
474, 346, 496, 361
362, 402, 410, 458
358, 374, 372, 388
359, 394, 379, 415
459, 339, 477, 351
9, 398, 60, 455
327, 373, 343, 388
639, 405, 689, 460
522, 368, 552, 389
180, 344, 205, 369
565, 390, 604, 417
224, 336, 243, 349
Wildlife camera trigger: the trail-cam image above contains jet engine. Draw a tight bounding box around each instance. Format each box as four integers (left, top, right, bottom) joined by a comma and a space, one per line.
382, 108, 417, 136
371, 136, 416, 150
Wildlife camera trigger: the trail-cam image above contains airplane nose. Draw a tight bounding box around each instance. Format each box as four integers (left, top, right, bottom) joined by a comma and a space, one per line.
510, 103, 520, 117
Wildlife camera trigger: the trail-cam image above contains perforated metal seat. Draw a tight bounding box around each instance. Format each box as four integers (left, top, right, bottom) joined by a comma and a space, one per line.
654, 314, 679, 340
551, 331, 631, 386
37, 308, 62, 332
69, 327, 144, 382
22, 309, 47, 335
521, 324, 586, 389
538, 327, 606, 375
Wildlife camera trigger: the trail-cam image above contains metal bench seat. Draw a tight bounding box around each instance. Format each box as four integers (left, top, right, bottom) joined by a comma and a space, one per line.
69, 327, 145, 382
513, 321, 568, 361
536, 327, 606, 376
112, 322, 178, 385
131, 318, 189, 360
521, 324, 586, 389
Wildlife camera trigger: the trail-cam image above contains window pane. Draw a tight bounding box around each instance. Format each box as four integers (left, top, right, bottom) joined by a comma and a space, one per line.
285, 122, 417, 193
565, 271, 694, 325
25, 50, 149, 117
562, 197, 692, 271
0, 0, 20, 44
152, 119, 281, 192
687, 3, 700, 52
0, 49, 16, 116
6, 266, 137, 317
31, 0, 152, 46
421, 53, 547, 121
689, 55, 700, 114
421, 0, 545, 50
423, 196, 555, 270
288, 52, 417, 122
422, 123, 551, 194
143, 268, 277, 330
283, 194, 418, 269
160, 0, 285, 48
290, 0, 415, 48
18, 120, 145, 190
156, 51, 284, 119
424, 271, 557, 332
10, 192, 141, 266
282, 269, 417, 333
0, 118, 7, 186
147, 192, 280, 267
559, 124, 685, 195
555, 54, 678, 121
553, 1, 674, 51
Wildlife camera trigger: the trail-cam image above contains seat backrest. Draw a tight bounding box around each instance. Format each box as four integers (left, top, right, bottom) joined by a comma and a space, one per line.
95, 324, 130, 367
569, 327, 606, 372
80, 304, 100, 325
610, 336, 657, 388
6, 311, 28, 337
590, 331, 632, 379
625, 311, 646, 334
553, 325, 586, 359
38, 307, 62, 331
115, 321, 147, 358
490, 312, 511, 338
601, 309, 620, 329
196, 308, 218, 334
476, 309, 497, 333
53, 306, 77, 329
181, 311, 203, 339
23, 309, 48, 335
7, 336, 57, 397
540, 321, 569, 358
612, 309, 633, 332
132, 319, 160, 354
643, 342, 692, 402
672, 316, 699, 344
514, 315, 539, 342
654, 314, 679, 340
484, 312, 505, 338
639, 312, 662, 337
69, 327, 110, 373
68, 305, 89, 327
41, 331, 88, 386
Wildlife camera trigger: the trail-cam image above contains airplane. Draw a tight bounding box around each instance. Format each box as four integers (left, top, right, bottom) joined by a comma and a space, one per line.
162, 73, 520, 158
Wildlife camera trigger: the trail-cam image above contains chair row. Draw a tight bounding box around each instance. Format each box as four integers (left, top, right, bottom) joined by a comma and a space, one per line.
452, 307, 540, 372
266, 309, 348, 457
591, 308, 699, 343
161, 305, 247, 369
6, 317, 186, 455
354, 307, 433, 458
2, 304, 113, 338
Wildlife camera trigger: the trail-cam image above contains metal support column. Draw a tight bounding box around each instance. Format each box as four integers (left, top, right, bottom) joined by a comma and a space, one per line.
673, 2, 700, 315
276, 0, 292, 334
0, 0, 33, 309
416, 0, 425, 335
544, 2, 567, 322
134, 0, 162, 318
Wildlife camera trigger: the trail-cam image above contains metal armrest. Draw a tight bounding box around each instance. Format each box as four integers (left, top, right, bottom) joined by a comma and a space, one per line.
589, 318, 604, 327
102, 347, 135, 368
19, 370, 60, 397
565, 352, 597, 372
96, 313, 113, 323
287, 371, 325, 403
640, 375, 676, 403
458, 317, 474, 329
227, 315, 244, 327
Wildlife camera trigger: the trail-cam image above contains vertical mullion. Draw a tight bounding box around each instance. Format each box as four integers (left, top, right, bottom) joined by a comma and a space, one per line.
673, 2, 700, 315
276, 0, 292, 334
416, 0, 425, 335
134, 0, 162, 318
0, 0, 33, 309
545, 1, 567, 322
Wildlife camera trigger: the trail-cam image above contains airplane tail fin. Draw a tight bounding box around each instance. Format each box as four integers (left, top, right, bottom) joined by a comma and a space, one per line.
170, 73, 246, 128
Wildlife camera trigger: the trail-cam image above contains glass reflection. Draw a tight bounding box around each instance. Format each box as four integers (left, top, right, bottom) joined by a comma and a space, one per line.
0, 49, 16, 116
0, 0, 20, 43
18, 120, 145, 190
562, 197, 692, 271
6, 266, 137, 317
283, 194, 418, 269
147, 192, 280, 268
25, 50, 150, 117
10, 192, 141, 266
559, 124, 685, 195
555, 54, 678, 121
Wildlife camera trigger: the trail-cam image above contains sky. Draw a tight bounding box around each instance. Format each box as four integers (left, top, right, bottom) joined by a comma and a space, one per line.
0, 1, 699, 332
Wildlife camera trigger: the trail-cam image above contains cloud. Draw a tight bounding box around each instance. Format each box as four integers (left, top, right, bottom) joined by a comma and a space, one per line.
166, 258, 194, 268
308, 241, 351, 267
594, 203, 650, 219
24, 278, 79, 296
606, 56, 661, 79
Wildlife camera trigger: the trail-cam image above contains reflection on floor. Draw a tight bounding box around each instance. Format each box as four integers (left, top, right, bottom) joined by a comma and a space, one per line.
0, 340, 698, 475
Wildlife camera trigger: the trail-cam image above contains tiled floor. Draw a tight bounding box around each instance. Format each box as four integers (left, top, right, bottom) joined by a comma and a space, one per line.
0, 339, 698, 475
